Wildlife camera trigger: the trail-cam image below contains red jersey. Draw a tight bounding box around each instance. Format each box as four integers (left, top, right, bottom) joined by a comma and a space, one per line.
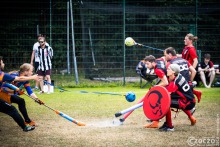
182, 46, 198, 65
166, 74, 194, 102
154, 58, 166, 79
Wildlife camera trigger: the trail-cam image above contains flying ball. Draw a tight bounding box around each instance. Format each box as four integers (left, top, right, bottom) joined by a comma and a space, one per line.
125, 92, 136, 102
125, 37, 135, 46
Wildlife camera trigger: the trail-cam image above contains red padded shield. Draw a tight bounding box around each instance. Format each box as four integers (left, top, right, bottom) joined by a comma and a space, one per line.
143, 86, 170, 120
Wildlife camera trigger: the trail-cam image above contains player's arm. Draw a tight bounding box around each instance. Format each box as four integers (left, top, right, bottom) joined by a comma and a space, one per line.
166, 81, 178, 93
22, 83, 43, 104
198, 66, 203, 72
176, 54, 182, 58
197, 63, 204, 72
208, 61, 215, 72
216, 69, 220, 75
14, 75, 39, 82
158, 75, 169, 87
1, 86, 15, 94
30, 50, 35, 65
198, 66, 208, 72
208, 66, 215, 72
189, 65, 196, 81
189, 49, 198, 69
49, 47, 53, 58
192, 58, 198, 69
155, 69, 168, 87
25, 85, 38, 99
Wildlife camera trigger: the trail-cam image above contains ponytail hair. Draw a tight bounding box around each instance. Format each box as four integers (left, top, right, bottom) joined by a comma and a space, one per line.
186, 33, 198, 42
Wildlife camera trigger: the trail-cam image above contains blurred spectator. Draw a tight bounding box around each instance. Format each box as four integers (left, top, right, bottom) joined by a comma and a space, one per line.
136, 58, 154, 79
37, 37, 53, 94
214, 64, 220, 87
215, 64, 220, 75
198, 54, 215, 88
30, 34, 50, 90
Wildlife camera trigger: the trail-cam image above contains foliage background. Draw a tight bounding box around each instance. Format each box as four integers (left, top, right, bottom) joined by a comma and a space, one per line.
0, 0, 219, 81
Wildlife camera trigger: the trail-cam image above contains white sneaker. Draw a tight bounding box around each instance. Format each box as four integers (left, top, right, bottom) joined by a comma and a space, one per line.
32, 86, 39, 91
39, 91, 44, 94
192, 81, 197, 87
47, 92, 50, 94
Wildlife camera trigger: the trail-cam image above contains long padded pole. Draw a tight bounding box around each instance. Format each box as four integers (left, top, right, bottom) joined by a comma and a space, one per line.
23, 93, 85, 126
122, 79, 160, 122
115, 102, 143, 117
122, 93, 147, 120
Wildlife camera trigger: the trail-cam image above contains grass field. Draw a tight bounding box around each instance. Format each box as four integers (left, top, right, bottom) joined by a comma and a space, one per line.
0, 86, 220, 147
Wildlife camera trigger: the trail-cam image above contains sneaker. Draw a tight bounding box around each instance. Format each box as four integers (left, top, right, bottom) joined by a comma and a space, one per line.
39, 91, 44, 94
159, 126, 174, 132
146, 119, 153, 123
143, 121, 159, 128
192, 81, 197, 87
159, 122, 168, 130
47, 92, 50, 94
189, 116, 197, 126
119, 118, 125, 122
190, 107, 196, 115
32, 86, 39, 91
23, 125, 35, 132
25, 121, 36, 126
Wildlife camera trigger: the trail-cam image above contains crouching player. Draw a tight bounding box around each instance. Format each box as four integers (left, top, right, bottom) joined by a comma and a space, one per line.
0, 58, 40, 131
143, 55, 168, 128
5, 63, 44, 126
160, 64, 196, 132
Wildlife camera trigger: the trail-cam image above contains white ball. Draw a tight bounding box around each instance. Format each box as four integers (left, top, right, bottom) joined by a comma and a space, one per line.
125, 37, 135, 46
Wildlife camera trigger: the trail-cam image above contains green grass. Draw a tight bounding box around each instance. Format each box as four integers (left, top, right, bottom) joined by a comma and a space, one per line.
47, 74, 141, 88
0, 86, 220, 146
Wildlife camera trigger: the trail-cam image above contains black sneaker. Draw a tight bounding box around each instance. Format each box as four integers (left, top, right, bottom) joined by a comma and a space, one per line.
119, 118, 125, 122
146, 119, 153, 123
160, 126, 174, 132
159, 122, 168, 130
23, 125, 35, 132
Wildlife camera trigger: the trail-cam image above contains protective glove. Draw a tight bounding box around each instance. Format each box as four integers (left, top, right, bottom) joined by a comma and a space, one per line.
17, 90, 25, 95
35, 98, 44, 105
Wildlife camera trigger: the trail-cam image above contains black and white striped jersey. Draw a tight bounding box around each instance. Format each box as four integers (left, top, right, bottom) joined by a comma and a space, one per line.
37, 45, 53, 71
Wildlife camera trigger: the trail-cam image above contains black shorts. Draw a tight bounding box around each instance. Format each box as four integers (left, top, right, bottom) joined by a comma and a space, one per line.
37, 69, 51, 76
170, 93, 195, 110
205, 72, 210, 82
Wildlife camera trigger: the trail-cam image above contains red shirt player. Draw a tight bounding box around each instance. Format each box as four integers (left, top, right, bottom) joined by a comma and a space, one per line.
144, 55, 168, 87
159, 64, 196, 132
164, 47, 202, 104
177, 33, 199, 69
143, 55, 168, 128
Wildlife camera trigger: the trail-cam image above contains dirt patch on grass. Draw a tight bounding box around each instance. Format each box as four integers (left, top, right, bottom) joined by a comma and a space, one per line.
0, 102, 219, 147
1, 87, 219, 147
